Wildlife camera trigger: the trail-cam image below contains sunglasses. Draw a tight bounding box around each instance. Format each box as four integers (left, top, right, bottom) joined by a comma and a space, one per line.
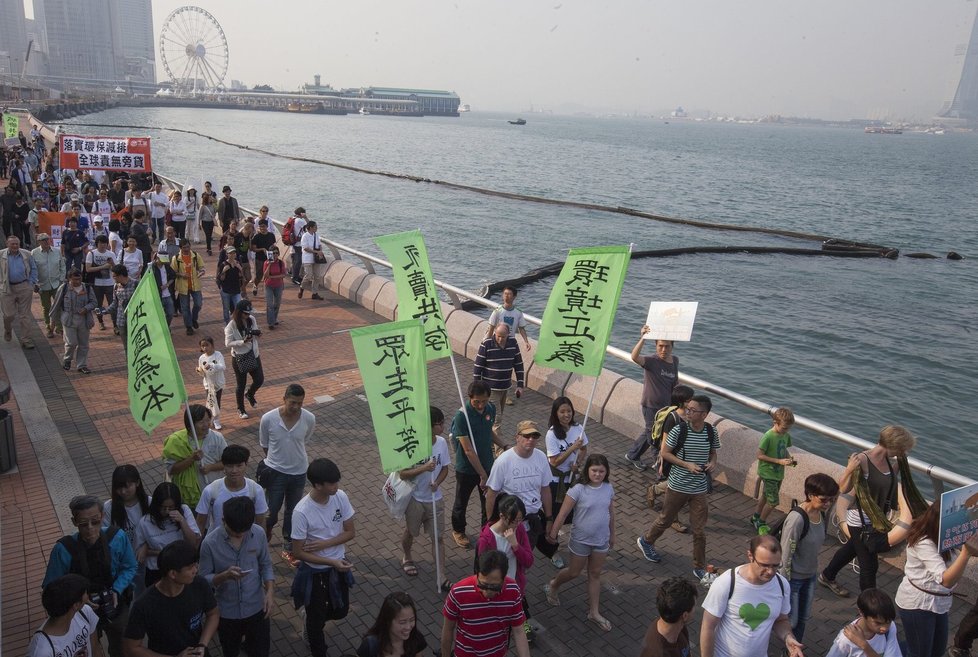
476, 581, 502, 592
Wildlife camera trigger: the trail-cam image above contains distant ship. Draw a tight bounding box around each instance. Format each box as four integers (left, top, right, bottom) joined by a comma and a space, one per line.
459, 104, 471, 112
508, 118, 526, 125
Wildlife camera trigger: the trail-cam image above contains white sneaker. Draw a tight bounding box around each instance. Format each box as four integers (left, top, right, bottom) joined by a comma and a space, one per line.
213, 421, 223, 430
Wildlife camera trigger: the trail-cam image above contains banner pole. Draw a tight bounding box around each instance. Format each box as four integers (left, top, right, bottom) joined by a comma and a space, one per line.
432, 497, 441, 592
448, 351, 480, 467
185, 402, 201, 450
579, 376, 600, 436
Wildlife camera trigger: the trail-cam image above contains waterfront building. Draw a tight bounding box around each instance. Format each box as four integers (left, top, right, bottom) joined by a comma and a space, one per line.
0, 0, 29, 77
112, 0, 155, 85
302, 74, 461, 116
939, 5, 978, 121
40, 0, 117, 86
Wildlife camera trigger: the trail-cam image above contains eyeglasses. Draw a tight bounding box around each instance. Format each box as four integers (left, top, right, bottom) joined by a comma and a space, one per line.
476, 581, 502, 592
753, 560, 782, 571
685, 407, 707, 415
74, 519, 101, 528
519, 433, 541, 439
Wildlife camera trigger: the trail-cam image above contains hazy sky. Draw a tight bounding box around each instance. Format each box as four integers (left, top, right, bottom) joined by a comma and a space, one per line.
147, 0, 977, 120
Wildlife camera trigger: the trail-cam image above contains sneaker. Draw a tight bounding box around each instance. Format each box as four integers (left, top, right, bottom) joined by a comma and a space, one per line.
671, 521, 689, 534
213, 421, 223, 430
186, 327, 194, 335
636, 536, 661, 563
193, 320, 199, 329
550, 555, 566, 569
523, 621, 535, 644
749, 513, 762, 530
246, 393, 257, 408
624, 452, 648, 471
947, 648, 971, 657
63, 360, 71, 371
694, 568, 719, 588
452, 531, 471, 549
239, 411, 249, 419
757, 522, 771, 536
818, 573, 850, 598
77, 367, 92, 374
311, 294, 324, 300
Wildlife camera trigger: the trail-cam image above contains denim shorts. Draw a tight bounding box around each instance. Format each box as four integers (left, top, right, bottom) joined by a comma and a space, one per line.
568, 537, 610, 557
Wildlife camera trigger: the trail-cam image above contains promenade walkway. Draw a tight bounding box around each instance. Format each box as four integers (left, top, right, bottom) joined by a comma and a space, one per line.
1, 247, 974, 657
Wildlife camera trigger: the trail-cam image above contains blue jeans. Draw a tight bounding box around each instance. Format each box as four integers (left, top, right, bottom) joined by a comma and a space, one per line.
264, 468, 306, 549
180, 291, 202, 329
899, 607, 948, 657
265, 285, 282, 326
789, 575, 817, 642
160, 295, 174, 326
220, 291, 241, 324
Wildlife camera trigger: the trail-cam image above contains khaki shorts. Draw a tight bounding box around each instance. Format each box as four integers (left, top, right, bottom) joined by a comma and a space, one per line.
405, 497, 445, 537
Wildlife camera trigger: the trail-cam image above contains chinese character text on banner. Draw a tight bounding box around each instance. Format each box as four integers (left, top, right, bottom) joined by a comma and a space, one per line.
374, 230, 450, 362
534, 245, 631, 377
3, 114, 18, 139
351, 319, 432, 473
59, 134, 153, 172
127, 274, 187, 433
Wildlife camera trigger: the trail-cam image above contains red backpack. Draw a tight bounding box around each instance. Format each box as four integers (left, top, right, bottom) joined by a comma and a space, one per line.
281, 216, 297, 245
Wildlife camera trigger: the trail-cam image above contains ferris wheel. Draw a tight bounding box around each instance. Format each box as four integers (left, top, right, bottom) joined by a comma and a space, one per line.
159, 6, 229, 93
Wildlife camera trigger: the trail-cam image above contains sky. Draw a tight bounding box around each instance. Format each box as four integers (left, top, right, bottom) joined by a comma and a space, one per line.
143, 0, 978, 120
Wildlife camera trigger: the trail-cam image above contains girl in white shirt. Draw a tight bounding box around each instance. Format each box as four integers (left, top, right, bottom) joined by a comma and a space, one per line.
196, 336, 227, 430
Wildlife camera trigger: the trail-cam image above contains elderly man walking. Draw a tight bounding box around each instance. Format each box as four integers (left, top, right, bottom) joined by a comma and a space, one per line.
32, 232, 65, 337
0, 235, 39, 348
473, 324, 524, 434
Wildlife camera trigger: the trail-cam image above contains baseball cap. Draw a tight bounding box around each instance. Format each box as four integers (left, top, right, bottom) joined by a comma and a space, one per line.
516, 420, 541, 437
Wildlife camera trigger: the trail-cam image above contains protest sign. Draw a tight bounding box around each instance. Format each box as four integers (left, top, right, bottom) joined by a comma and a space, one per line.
3, 114, 18, 139
374, 230, 450, 362
534, 245, 631, 376
939, 482, 978, 552
37, 212, 66, 248
126, 274, 187, 433
644, 302, 699, 341
351, 319, 432, 473
59, 134, 152, 172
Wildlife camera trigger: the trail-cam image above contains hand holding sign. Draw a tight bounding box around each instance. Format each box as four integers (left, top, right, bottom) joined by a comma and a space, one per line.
644, 302, 699, 342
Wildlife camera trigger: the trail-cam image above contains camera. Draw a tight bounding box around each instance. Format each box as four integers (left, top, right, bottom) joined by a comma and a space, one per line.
89, 588, 121, 621
245, 328, 262, 338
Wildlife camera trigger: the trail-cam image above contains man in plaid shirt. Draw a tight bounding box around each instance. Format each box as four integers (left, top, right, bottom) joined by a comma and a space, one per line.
102, 264, 138, 353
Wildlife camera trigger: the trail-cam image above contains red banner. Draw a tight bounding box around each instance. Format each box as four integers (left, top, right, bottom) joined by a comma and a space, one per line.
37, 211, 67, 248
59, 134, 152, 172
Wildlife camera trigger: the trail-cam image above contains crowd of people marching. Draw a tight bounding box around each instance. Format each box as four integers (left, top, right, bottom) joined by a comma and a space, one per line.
4, 120, 978, 657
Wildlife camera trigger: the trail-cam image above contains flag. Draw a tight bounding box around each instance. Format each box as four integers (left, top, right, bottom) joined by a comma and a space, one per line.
351, 319, 432, 473
126, 274, 187, 433
374, 230, 450, 361
534, 246, 631, 376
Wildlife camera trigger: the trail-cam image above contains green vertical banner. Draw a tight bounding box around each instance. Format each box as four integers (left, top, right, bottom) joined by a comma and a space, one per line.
534, 246, 632, 376
3, 114, 19, 139
374, 230, 450, 362
351, 319, 432, 473
126, 274, 188, 433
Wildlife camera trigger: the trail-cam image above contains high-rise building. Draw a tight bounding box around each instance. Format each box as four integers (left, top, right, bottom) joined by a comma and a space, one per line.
0, 0, 29, 77
939, 6, 978, 120
112, 0, 155, 83
41, 0, 117, 85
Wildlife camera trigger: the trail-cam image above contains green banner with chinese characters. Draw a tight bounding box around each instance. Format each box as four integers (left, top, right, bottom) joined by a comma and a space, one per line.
351, 319, 432, 473
374, 230, 450, 362
126, 274, 188, 433
3, 114, 19, 139
534, 246, 631, 377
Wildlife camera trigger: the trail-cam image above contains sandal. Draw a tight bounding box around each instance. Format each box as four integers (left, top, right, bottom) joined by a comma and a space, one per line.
544, 582, 560, 606
401, 560, 418, 577
587, 615, 612, 632
440, 579, 452, 593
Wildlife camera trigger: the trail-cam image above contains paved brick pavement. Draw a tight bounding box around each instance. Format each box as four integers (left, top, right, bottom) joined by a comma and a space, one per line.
1, 247, 976, 657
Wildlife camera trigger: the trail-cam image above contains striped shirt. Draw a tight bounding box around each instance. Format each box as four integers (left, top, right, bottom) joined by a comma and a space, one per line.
473, 336, 524, 391
442, 575, 525, 657
666, 423, 720, 495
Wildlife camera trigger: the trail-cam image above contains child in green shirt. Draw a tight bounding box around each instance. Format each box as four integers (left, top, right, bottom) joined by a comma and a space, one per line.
750, 407, 795, 534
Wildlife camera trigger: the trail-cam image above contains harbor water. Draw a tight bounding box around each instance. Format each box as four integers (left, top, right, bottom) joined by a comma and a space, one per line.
59, 108, 977, 476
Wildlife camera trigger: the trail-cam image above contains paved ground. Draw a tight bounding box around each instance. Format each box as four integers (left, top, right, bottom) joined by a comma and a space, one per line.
1, 243, 976, 657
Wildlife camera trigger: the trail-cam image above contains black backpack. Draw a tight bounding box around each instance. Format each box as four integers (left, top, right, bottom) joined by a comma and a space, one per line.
726, 566, 786, 600
660, 421, 717, 478
58, 526, 120, 585
766, 505, 820, 542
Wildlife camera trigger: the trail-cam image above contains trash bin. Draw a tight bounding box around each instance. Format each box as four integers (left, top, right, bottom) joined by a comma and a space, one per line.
0, 408, 14, 473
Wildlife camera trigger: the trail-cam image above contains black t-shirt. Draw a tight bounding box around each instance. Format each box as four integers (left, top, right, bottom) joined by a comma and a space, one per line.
251, 232, 276, 261
125, 576, 217, 656
232, 233, 251, 264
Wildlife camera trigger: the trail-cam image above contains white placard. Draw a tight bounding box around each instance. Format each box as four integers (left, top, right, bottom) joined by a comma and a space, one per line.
643, 302, 699, 342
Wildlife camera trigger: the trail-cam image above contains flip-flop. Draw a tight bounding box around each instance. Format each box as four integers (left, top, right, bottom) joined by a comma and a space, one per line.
401, 560, 418, 577
587, 615, 612, 632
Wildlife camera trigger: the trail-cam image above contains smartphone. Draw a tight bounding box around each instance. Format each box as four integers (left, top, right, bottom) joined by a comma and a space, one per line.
238, 569, 253, 574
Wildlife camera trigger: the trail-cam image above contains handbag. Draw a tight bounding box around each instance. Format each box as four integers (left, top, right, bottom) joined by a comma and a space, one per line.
233, 348, 258, 373
382, 471, 415, 520
313, 251, 328, 265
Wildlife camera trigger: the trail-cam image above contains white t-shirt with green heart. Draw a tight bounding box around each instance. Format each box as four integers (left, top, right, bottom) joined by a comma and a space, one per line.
702, 565, 790, 657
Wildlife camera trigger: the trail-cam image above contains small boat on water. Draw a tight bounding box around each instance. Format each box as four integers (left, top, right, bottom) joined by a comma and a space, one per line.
508, 118, 526, 125
458, 104, 471, 112
359, 107, 371, 115
864, 126, 902, 134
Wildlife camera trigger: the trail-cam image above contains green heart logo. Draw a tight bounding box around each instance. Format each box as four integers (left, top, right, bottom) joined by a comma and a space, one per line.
738, 603, 771, 631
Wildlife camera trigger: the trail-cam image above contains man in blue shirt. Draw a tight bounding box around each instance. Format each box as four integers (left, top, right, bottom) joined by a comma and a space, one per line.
0, 235, 39, 348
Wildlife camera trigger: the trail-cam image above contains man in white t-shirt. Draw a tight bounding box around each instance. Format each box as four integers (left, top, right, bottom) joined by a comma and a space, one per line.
485, 286, 531, 350
195, 444, 269, 534
399, 406, 453, 589
298, 220, 326, 300
148, 182, 168, 239
288, 207, 308, 285
258, 383, 317, 564
485, 420, 555, 559
291, 458, 355, 657
28, 574, 99, 657
700, 535, 803, 657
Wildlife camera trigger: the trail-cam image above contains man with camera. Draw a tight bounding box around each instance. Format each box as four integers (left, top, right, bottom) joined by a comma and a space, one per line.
43, 495, 138, 657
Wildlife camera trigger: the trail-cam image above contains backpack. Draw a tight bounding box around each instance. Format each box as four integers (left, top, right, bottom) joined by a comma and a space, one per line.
281, 215, 297, 245
660, 421, 718, 479
766, 505, 819, 542
650, 405, 680, 447
726, 565, 785, 600
58, 526, 121, 584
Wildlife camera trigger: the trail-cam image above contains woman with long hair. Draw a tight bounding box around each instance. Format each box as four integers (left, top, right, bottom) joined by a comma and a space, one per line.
134, 482, 200, 587
477, 495, 534, 640
198, 191, 217, 255
184, 185, 200, 244
356, 592, 428, 657
225, 299, 264, 419
544, 396, 588, 569
545, 453, 615, 632
103, 464, 151, 595
896, 503, 978, 657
